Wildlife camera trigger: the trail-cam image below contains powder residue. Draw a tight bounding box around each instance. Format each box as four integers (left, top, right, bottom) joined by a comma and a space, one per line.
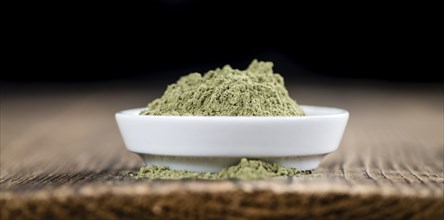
131, 158, 310, 180
141, 60, 305, 116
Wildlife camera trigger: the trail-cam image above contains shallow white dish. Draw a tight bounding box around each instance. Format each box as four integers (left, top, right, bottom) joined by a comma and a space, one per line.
115, 105, 349, 172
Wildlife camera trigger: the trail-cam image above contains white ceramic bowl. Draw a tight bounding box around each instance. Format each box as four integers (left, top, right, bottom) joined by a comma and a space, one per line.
116, 105, 349, 172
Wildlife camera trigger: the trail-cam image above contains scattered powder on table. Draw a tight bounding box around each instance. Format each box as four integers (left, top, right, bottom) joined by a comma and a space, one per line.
131, 158, 311, 180
141, 59, 305, 116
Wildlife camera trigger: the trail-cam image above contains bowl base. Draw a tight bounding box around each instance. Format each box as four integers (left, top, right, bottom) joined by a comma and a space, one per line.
139, 154, 325, 172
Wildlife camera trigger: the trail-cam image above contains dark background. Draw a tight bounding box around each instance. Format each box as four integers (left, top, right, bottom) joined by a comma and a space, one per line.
2, 1, 441, 83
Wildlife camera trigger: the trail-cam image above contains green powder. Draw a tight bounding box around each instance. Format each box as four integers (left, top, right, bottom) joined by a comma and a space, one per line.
141, 60, 305, 116
131, 158, 310, 180
135, 61, 307, 179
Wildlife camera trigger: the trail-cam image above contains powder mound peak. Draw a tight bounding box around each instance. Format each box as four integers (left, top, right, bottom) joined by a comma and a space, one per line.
142, 60, 305, 116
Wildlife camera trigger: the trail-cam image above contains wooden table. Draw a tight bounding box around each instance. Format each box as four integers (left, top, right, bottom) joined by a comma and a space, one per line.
1, 82, 443, 219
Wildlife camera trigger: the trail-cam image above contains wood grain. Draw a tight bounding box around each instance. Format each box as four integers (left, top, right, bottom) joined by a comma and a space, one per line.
1, 82, 443, 219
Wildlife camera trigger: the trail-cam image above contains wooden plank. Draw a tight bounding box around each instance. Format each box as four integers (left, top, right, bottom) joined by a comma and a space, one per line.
1, 82, 443, 219
1, 179, 443, 219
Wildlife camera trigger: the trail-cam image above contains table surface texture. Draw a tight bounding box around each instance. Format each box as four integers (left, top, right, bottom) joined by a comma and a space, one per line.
1, 82, 443, 220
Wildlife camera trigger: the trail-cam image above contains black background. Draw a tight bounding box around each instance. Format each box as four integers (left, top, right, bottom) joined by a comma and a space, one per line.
3, 1, 441, 83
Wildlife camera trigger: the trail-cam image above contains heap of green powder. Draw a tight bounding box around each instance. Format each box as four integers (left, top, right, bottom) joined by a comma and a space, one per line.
132, 158, 308, 180
141, 60, 305, 116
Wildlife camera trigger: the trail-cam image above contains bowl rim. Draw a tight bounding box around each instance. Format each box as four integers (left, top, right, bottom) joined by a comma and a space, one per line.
116, 105, 349, 120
